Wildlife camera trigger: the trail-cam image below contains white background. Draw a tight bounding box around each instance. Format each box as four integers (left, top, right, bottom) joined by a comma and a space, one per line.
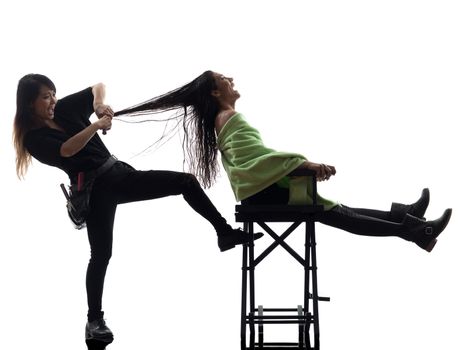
1, 1, 467, 349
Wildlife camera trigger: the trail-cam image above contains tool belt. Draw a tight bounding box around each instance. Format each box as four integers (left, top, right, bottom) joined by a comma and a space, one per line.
60, 156, 117, 230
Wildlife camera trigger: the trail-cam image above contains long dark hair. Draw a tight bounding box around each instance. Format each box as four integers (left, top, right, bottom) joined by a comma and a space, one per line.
13, 74, 56, 178
115, 70, 220, 188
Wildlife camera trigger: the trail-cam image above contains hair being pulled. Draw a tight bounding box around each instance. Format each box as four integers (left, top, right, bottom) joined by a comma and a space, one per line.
115, 71, 220, 188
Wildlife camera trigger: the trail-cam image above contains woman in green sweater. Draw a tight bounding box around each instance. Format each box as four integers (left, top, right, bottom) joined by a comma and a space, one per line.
115, 71, 452, 252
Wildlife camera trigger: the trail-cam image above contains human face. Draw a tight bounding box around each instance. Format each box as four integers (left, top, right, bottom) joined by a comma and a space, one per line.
32, 85, 57, 122
211, 72, 240, 104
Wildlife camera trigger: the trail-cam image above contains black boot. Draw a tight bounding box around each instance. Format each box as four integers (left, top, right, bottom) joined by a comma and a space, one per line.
85, 318, 114, 343
218, 228, 264, 252
402, 208, 452, 252
391, 188, 430, 222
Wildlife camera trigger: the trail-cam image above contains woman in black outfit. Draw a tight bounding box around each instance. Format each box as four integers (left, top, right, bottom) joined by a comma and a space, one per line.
12, 74, 262, 346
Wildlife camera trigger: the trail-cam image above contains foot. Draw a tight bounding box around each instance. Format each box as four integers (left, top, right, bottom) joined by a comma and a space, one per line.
403, 208, 452, 252
85, 318, 114, 343
391, 188, 430, 221
409, 188, 430, 219
218, 228, 264, 252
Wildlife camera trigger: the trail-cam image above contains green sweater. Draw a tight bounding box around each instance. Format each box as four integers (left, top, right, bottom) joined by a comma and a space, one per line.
217, 112, 337, 210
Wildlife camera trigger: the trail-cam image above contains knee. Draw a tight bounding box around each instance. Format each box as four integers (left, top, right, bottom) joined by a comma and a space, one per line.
90, 247, 112, 265
180, 173, 200, 191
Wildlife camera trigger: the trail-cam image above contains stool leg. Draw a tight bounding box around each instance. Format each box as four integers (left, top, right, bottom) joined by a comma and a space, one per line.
258, 305, 264, 348
304, 221, 311, 316
248, 221, 256, 349
241, 222, 248, 350
309, 221, 320, 350
298, 305, 305, 349
304, 221, 312, 350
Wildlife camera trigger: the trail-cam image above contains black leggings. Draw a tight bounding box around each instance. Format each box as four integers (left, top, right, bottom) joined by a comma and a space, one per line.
242, 183, 408, 238
85, 161, 229, 321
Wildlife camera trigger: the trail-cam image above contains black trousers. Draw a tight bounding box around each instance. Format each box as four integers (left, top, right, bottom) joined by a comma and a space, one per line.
85, 161, 229, 322
242, 183, 409, 238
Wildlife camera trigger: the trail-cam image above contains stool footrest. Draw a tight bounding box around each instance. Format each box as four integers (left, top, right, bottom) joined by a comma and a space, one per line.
252, 342, 310, 349
246, 320, 313, 325
247, 306, 314, 325
309, 294, 331, 302
256, 308, 303, 312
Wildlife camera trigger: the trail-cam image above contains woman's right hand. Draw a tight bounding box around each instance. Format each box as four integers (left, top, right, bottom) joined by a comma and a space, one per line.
302, 161, 336, 181
94, 115, 112, 132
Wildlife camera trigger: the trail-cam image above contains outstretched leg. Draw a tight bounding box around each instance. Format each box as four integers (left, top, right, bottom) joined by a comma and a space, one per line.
318, 205, 404, 237
346, 188, 430, 222
318, 205, 452, 251
111, 164, 262, 250
115, 168, 231, 230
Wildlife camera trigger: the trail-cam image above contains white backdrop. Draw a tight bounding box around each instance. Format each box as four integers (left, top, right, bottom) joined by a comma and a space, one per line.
1, 1, 467, 349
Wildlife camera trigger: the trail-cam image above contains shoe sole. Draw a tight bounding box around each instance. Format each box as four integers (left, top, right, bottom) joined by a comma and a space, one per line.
85, 331, 114, 343
424, 238, 438, 253
219, 233, 264, 252
219, 244, 235, 252
86, 338, 114, 350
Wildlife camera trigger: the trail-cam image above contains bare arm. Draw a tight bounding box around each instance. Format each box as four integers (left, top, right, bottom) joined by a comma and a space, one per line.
60, 83, 113, 157
60, 117, 112, 157
92, 83, 114, 119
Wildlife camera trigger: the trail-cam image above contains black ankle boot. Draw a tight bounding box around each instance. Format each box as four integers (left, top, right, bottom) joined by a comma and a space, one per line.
391, 188, 430, 222
85, 318, 114, 343
218, 228, 264, 252
402, 208, 452, 252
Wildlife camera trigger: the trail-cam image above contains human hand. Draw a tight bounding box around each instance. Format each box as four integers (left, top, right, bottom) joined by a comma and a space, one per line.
303, 161, 336, 181
94, 116, 112, 133
95, 104, 114, 119
94, 104, 113, 134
